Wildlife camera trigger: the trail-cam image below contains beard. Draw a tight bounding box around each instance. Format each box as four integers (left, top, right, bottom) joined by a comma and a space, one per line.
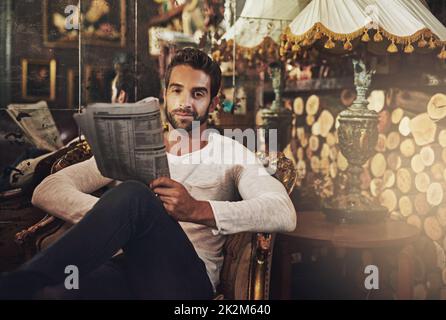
165, 104, 211, 132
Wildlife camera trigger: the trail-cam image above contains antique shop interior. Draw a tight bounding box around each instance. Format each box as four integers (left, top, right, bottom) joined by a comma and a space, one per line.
2, 0, 446, 300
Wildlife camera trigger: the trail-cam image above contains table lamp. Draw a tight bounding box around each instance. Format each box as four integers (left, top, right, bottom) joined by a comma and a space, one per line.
213, 0, 311, 153
280, 0, 446, 223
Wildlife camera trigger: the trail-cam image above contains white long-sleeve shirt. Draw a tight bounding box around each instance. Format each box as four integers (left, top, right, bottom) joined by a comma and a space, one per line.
31, 132, 297, 291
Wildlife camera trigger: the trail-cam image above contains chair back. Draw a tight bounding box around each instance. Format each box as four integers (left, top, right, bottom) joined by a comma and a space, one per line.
217, 152, 297, 300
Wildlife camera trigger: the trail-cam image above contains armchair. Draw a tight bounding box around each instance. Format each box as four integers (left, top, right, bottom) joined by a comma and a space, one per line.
14, 141, 297, 300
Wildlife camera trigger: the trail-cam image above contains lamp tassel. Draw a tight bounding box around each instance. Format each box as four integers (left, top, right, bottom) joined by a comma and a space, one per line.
292, 43, 301, 53
374, 30, 383, 42
418, 34, 427, 48
438, 45, 446, 60
429, 37, 437, 49
302, 36, 312, 46
404, 41, 414, 54
324, 37, 335, 49
387, 40, 398, 53
344, 38, 353, 51
361, 29, 370, 42
314, 28, 323, 40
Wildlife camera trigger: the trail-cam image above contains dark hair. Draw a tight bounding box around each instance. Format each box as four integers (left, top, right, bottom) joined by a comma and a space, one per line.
114, 68, 135, 102
113, 53, 135, 101
164, 48, 222, 100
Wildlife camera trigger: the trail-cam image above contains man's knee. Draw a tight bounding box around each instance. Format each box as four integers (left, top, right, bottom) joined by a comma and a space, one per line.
103, 180, 163, 220
114, 180, 152, 196
107, 180, 159, 204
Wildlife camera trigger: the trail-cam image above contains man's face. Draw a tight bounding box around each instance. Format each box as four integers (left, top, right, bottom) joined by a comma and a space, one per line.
165, 65, 214, 132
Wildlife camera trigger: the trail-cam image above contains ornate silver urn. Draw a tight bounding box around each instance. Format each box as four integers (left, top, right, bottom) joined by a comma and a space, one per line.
323, 59, 388, 223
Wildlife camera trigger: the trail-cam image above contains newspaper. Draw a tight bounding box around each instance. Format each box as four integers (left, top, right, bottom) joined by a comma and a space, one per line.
73, 97, 170, 183
6, 101, 63, 151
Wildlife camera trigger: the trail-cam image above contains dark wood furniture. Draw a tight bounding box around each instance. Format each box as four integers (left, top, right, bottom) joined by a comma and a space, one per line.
272, 211, 420, 300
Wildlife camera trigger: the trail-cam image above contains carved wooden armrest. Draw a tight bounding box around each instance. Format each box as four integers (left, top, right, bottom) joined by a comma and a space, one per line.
51, 140, 92, 173
15, 214, 64, 245
14, 140, 93, 254
251, 232, 275, 300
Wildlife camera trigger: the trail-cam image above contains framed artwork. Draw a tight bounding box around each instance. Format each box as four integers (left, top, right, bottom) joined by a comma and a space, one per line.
21, 59, 57, 101
85, 65, 115, 104
67, 68, 80, 108
43, 0, 127, 48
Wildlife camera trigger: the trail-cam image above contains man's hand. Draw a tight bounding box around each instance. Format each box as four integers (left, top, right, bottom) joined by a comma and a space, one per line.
150, 177, 216, 228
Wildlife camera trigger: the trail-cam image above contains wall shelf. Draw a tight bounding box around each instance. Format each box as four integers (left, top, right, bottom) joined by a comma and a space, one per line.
264, 77, 354, 95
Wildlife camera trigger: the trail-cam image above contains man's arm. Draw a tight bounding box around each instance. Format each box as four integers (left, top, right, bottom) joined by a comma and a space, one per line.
208, 161, 297, 235
31, 157, 113, 224
151, 162, 296, 235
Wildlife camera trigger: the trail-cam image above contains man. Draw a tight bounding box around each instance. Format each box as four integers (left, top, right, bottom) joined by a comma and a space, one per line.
0, 48, 296, 299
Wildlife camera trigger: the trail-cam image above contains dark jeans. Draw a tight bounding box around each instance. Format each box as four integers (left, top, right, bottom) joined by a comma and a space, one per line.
0, 181, 214, 300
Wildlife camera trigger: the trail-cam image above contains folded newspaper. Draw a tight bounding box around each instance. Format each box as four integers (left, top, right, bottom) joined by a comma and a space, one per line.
6, 101, 63, 152
74, 97, 170, 183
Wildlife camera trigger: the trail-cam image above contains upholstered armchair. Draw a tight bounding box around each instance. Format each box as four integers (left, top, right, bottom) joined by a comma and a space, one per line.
14, 141, 297, 300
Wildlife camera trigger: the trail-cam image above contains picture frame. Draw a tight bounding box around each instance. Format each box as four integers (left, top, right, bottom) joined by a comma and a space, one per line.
21, 59, 57, 101
43, 0, 127, 48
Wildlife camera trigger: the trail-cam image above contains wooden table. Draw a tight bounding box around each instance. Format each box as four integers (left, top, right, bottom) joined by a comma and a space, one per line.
272, 211, 420, 300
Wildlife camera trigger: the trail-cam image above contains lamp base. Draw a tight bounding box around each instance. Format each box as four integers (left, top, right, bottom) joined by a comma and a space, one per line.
322, 194, 388, 224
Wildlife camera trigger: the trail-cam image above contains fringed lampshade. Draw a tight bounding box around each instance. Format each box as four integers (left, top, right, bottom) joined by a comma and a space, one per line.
213, 0, 311, 63
281, 0, 446, 59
